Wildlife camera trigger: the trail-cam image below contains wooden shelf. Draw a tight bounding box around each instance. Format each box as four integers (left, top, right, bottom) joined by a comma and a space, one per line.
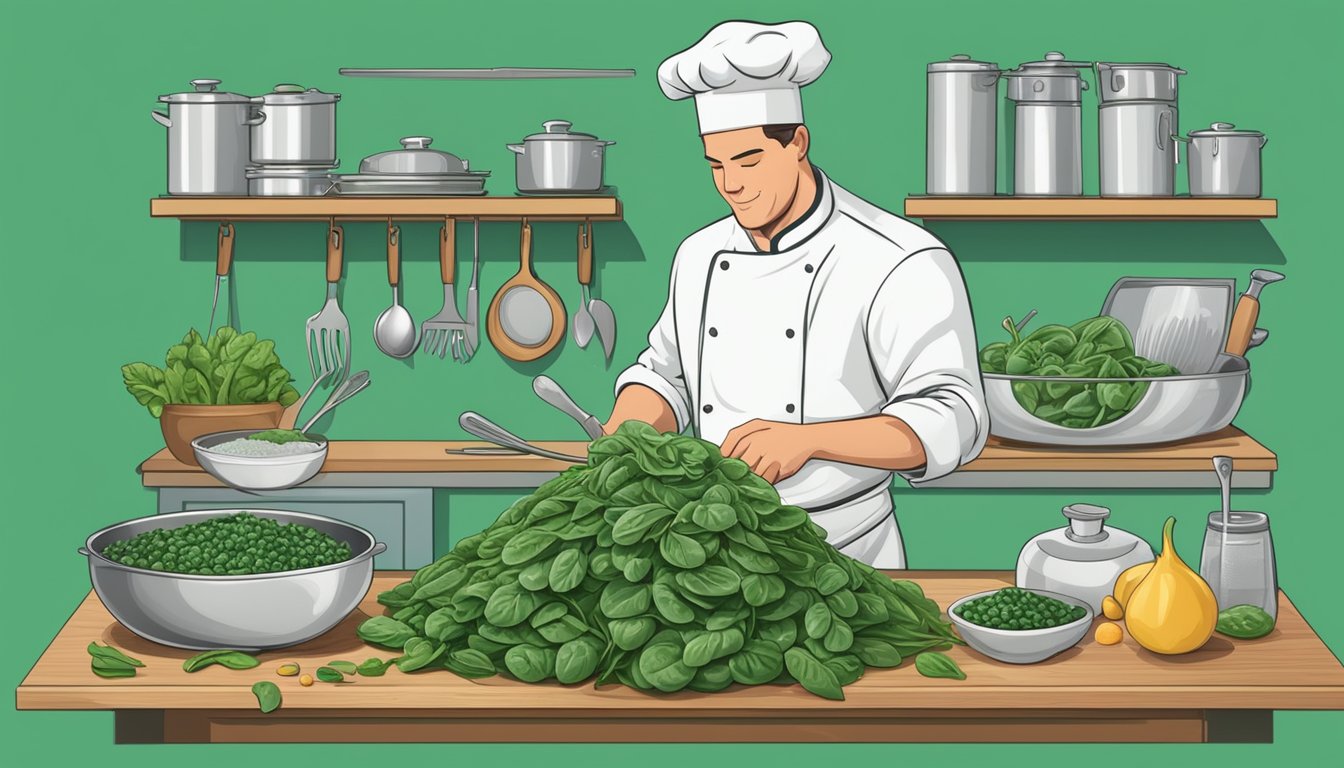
138, 429, 1275, 491
904, 196, 1277, 221
920, 426, 1276, 489
149, 196, 622, 222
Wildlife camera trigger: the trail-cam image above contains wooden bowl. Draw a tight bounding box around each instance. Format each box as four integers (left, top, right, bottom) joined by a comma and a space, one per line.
159, 403, 285, 465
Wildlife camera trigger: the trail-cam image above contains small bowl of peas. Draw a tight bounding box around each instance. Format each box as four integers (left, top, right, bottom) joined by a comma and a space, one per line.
948, 587, 1094, 664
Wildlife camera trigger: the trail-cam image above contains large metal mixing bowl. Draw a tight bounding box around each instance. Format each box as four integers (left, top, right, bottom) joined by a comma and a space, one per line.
984, 354, 1249, 446
79, 509, 385, 651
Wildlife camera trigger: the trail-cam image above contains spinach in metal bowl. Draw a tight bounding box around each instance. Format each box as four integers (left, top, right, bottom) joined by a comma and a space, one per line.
358, 421, 964, 699
980, 314, 1181, 429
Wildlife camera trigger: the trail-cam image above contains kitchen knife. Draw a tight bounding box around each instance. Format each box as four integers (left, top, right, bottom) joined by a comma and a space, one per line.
533, 375, 604, 440
1225, 269, 1284, 357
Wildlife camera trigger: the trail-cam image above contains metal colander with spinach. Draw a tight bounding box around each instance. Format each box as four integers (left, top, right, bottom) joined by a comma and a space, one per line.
979, 314, 1181, 429
100, 512, 352, 575
358, 421, 962, 700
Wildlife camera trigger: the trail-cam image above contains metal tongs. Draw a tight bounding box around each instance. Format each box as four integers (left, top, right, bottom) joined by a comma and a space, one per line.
458, 411, 586, 464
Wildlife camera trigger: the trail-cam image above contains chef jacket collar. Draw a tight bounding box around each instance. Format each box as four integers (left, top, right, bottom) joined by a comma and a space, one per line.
734, 166, 834, 254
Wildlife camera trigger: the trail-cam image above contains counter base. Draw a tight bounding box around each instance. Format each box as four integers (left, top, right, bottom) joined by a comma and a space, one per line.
113, 707, 1270, 743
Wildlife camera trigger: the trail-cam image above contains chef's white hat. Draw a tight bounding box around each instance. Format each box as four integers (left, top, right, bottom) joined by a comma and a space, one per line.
657, 20, 831, 135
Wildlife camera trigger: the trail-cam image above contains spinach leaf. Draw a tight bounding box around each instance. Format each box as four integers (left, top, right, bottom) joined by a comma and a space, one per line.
182, 649, 260, 673
784, 647, 844, 701
915, 651, 966, 680
251, 681, 282, 713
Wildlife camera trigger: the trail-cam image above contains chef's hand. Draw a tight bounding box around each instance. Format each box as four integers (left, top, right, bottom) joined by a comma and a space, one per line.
720, 420, 816, 485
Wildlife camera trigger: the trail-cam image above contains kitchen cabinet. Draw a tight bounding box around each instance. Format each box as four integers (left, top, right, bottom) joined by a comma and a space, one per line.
904, 196, 1278, 221
19, 571, 1344, 743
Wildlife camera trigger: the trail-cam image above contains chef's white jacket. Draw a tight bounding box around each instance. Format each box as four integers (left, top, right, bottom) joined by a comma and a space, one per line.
616, 169, 988, 567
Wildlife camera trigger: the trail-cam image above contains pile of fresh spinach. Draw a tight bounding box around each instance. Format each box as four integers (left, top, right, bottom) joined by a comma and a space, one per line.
358, 421, 963, 700
121, 327, 301, 418
979, 315, 1181, 429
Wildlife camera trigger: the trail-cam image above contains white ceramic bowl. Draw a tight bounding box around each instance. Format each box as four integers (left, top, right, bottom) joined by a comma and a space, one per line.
948, 589, 1094, 664
192, 429, 328, 490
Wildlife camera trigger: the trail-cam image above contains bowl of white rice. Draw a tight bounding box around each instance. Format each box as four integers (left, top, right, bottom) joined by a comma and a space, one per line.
191, 429, 329, 491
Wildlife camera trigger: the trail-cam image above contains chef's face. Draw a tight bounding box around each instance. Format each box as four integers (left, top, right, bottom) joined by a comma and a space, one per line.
703, 126, 810, 231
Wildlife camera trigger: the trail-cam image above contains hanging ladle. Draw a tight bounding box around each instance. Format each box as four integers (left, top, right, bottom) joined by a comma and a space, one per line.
374, 219, 418, 358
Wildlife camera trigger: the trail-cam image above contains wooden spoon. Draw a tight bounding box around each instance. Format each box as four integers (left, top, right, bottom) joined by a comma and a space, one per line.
487, 220, 566, 362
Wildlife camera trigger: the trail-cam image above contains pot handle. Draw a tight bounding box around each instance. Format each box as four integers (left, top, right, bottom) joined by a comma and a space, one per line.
368, 542, 388, 558
151, 110, 172, 128
243, 109, 266, 127
1260, 135, 1269, 148
77, 546, 91, 557
506, 143, 525, 155
1157, 108, 1173, 151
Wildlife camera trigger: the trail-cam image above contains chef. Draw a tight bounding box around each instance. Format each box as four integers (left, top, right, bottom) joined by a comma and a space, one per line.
603, 21, 988, 568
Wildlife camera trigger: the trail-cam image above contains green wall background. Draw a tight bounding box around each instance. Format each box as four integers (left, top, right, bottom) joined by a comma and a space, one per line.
3, 0, 1340, 764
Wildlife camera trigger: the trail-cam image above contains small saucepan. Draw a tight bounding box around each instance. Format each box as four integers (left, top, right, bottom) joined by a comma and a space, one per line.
508, 120, 614, 194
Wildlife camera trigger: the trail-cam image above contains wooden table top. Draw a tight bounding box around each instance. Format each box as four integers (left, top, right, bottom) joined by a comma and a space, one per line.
137, 428, 1276, 487
19, 570, 1342, 713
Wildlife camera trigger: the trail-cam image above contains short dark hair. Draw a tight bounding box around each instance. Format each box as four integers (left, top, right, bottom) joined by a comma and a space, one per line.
762, 123, 803, 146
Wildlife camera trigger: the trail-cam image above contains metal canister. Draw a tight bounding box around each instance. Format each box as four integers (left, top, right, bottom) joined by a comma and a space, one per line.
1094, 63, 1184, 197
1099, 101, 1179, 196
151, 80, 265, 196
926, 54, 1001, 196
1005, 52, 1090, 196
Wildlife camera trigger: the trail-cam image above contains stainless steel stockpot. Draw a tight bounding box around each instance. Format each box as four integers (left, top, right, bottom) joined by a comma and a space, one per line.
152, 79, 265, 196
1004, 52, 1091, 196
252, 84, 340, 165
1185, 122, 1267, 198
926, 54, 1001, 196
1099, 101, 1179, 197
508, 120, 614, 193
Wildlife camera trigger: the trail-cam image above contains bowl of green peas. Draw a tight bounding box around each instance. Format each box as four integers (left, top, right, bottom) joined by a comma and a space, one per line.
948, 587, 1094, 664
80, 509, 385, 651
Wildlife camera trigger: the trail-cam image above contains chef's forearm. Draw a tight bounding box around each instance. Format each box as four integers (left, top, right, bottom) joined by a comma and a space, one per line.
808, 415, 928, 471
603, 384, 679, 435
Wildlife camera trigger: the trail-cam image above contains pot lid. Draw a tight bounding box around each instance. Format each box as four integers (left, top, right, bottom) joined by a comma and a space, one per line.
262, 84, 341, 105
246, 164, 339, 178
1189, 121, 1263, 138
358, 137, 472, 174
158, 79, 259, 104
1095, 61, 1187, 73
523, 120, 599, 142
1011, 51, 1091, 76
928, 54, 1000, 73
1028, 504, 1153, 563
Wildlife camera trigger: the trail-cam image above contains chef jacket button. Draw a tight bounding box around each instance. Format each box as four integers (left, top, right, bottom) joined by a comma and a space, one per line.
804, 264, 814, 273
719, 260, 730, 270
703, 404, 714, 414
785, 328, 795, 339
708, 327, 718, 337
786, 404, 796, 414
